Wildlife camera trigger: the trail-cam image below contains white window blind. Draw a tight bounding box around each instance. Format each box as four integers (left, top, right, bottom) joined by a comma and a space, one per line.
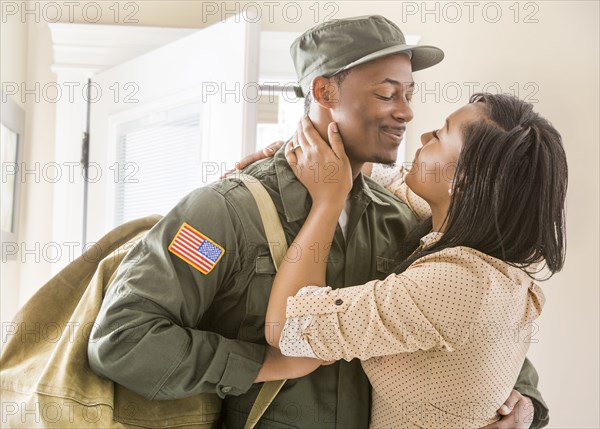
113, 101, 203, 226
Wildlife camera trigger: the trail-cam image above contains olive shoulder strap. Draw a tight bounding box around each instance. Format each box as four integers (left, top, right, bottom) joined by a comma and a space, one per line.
234, 173, 288, 429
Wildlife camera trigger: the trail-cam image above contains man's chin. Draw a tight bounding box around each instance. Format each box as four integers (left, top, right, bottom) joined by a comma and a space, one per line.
369, 152, 399, 166
376, 159, 397, 167
349, 146, 398, 166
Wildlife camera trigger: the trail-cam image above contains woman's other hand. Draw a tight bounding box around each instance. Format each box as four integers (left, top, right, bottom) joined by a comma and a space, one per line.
285, 116, 352, 206
220, 140, 285, 179
479, 390, 534, 429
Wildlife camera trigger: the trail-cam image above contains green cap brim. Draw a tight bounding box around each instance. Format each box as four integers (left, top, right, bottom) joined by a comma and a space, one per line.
335, 44, 444, 74
295, 44, 445, 97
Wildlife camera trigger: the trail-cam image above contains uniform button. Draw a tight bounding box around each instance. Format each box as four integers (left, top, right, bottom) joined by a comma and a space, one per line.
221, 386, 232, 394
335, 299, 343, 306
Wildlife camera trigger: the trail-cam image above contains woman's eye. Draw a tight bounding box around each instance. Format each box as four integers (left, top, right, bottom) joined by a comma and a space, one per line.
432, 130, 439, 139
375, 94, 393, 101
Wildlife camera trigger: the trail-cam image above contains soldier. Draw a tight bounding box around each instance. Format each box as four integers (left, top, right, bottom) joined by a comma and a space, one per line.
88, 15, 548, 428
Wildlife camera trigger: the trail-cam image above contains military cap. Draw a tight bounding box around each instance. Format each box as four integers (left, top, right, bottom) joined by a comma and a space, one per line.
290, 15, 444, 97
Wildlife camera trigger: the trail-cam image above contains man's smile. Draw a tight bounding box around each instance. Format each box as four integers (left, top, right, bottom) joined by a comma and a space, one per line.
380, 126, 406, 144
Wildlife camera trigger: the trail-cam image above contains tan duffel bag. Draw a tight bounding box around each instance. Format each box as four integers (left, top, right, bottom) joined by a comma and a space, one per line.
1, 174, 287, 428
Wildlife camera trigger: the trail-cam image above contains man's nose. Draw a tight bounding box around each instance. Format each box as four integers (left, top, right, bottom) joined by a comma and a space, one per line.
391, 100, 414, 123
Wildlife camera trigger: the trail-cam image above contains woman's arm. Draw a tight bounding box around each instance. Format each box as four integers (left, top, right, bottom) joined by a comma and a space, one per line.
265, 118, 352, 347
280, 249, 491, 361
265, 203, 344, 347
254, 345, 330, 382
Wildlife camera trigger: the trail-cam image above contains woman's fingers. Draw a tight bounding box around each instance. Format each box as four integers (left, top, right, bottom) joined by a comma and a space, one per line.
220, 140, 284, 178
327, 122, 347, 160
263, 140, 285, 156
292, 131, 301, 152
285, 140, 298, 161
498, 389, 522, 415
286, 139, 296, 154
296, 120, 309, 150
299, 117, 346, 163
219, 168, 236, 179
285, 140, 303, 180
301, 115, 324, 147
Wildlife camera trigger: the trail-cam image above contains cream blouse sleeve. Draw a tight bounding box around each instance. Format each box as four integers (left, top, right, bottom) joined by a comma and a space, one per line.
385, 166, 431, 221
279, 248, 494, 361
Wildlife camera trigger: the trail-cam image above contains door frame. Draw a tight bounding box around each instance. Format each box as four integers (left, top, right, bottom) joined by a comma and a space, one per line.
48, 22, 196, 273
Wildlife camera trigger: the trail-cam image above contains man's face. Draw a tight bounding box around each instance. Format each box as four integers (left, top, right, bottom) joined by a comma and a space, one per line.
329, 53, 414, 165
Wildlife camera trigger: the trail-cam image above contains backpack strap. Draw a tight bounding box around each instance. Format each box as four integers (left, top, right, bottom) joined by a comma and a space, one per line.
234, 173, 288, 429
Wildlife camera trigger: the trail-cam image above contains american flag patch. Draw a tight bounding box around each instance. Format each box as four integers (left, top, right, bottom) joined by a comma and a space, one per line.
168, 223, 225, 275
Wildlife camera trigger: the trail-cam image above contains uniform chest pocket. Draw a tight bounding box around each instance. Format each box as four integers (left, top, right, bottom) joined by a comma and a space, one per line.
376, 255, 401, 275
245, 255, 276, 316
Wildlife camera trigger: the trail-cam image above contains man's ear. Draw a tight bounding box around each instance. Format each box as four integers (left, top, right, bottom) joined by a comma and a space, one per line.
311, 76, 341, 109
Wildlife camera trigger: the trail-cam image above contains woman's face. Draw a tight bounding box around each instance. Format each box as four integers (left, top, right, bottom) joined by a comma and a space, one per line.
406, 103, 486, 205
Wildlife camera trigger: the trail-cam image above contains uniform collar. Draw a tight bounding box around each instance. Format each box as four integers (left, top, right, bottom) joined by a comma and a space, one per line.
420, 231, 444, 248
273, 144, 389, 223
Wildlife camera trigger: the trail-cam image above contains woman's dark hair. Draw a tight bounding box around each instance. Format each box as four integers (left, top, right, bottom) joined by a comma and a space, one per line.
395, 93, 568, 279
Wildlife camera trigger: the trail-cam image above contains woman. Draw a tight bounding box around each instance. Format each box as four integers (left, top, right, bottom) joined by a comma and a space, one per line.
263, 93, 567, 428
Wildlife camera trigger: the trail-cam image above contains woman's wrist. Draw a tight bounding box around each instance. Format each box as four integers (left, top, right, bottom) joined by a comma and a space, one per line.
308, 202, 346, 229
311, 197, 346, 215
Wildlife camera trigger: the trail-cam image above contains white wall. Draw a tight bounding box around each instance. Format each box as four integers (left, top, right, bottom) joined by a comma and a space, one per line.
1, 3, 28, 329
1, 1, 598, 427
2, 13, 57, 325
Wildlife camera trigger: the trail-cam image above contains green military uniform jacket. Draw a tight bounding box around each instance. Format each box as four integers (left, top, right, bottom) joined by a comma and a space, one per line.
88, 146, 549, 428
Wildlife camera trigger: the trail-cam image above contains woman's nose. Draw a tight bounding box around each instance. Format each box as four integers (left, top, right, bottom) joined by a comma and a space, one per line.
420, 131, 432, 146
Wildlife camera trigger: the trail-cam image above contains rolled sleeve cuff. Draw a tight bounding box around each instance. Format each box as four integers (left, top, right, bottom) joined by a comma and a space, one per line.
281, 286, 349, 360
216, 349, 266, 399
279, 318, 319, 358
280, 286, 329, 358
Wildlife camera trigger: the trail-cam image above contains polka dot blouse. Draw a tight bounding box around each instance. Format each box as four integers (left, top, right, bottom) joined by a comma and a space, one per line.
280, 166, 546, 428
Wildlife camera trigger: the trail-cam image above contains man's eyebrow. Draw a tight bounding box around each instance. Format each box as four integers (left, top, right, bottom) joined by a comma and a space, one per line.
373, 79, 415, 88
